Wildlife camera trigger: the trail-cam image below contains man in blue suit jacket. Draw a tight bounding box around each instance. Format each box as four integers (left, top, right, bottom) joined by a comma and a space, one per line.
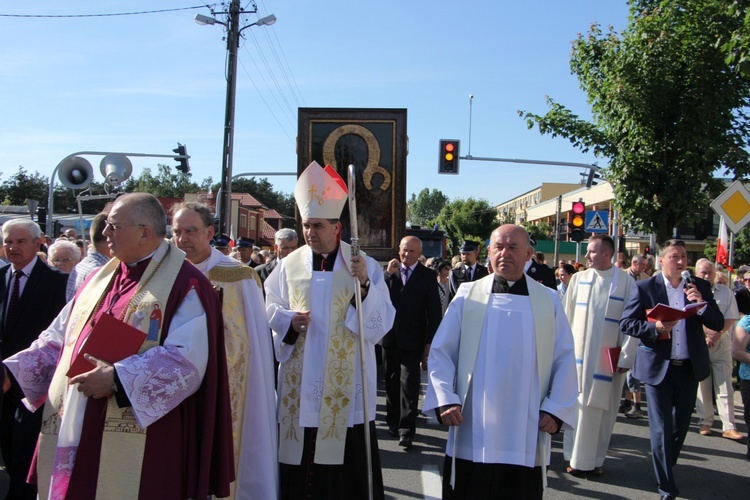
620, 239, 724, 500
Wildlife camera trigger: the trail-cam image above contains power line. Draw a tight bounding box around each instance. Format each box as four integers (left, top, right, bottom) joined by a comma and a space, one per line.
0, 5, 208, 18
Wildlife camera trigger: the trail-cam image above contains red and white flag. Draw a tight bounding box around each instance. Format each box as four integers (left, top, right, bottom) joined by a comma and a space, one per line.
716, 216, 733, 272
229, 225, 236, 249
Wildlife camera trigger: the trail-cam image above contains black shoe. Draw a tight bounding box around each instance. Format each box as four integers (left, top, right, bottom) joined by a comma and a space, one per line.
398, 435, 413, 450
618, 401, 632, 413
388, 426, 398, 437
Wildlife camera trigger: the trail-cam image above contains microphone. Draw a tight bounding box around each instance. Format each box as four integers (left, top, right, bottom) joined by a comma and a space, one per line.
681, 270, 695, 303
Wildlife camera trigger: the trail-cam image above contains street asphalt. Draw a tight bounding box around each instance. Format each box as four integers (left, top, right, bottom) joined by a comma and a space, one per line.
377, 372, 750, 499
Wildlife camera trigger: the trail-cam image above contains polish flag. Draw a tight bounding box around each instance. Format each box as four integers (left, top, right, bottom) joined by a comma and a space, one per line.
229, 225, 236, 249
716, 216, 732, 272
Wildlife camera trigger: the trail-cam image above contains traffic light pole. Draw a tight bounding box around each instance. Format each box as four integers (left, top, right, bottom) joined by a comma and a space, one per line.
460, 154, 599, 174
553, 195, 562, 266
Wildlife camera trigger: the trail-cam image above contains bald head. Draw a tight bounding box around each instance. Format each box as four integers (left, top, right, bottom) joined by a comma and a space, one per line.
399, 235, 422, 267
488, 224, 533, 281
103, 193, 167, 264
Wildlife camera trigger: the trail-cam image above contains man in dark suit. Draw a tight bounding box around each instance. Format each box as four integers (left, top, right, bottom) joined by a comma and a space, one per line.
1, 219, 67, 499
382, 236, 442, 450
525, 241, 557, 289
448, 240, 489, 298
620, 239, 724, 500
255, 228, 298, 285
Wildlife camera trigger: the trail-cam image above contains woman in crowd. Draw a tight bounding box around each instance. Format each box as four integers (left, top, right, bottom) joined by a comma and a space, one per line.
557, 263, 576, 297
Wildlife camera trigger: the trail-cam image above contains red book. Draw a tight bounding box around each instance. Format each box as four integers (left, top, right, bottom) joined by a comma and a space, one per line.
66, 313, 147, 378
646, 302, 706, 323
606, 347, 621, 373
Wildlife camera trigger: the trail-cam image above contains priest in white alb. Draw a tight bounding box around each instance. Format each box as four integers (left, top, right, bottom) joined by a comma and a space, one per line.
424, 224, 577, 499
562, 234, 637, 476
265, 162, 396, 499
172, 201, 278, 499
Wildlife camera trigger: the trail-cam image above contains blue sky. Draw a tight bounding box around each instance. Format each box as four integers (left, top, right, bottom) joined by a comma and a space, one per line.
0, 1, 631, 208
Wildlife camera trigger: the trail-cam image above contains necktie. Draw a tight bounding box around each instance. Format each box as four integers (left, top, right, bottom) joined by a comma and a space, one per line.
401, 266, 410, 286
5, 270, 23, 328
468, 266, 474, 281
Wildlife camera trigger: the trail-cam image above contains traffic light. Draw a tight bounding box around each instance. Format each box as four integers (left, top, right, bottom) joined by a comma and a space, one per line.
569, 200, 585, 242
644, 245, 651, 255
174, 143, 190, 174
438, 139, 460, 174
585, 169, 602, 188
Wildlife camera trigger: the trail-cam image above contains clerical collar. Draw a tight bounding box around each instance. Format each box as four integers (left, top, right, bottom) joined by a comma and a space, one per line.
492, 274, 529, 295
313, 246, 338, 271
124, 249, 157, 268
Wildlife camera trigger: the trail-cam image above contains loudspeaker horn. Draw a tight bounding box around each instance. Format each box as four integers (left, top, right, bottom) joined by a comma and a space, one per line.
58, 156, 94, 189
99, 153, 132, 187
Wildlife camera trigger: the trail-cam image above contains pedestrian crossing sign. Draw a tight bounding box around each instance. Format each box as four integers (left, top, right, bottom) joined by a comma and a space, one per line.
585, 210, 608, 233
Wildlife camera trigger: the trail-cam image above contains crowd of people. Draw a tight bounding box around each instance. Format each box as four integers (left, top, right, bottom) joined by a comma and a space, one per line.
0, 170, 749, 499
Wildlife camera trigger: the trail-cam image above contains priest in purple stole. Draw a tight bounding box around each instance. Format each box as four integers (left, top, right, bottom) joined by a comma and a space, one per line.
3, 193, 234, 499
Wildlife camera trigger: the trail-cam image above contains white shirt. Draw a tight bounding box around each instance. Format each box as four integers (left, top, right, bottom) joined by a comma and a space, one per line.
662, 274, 690, 360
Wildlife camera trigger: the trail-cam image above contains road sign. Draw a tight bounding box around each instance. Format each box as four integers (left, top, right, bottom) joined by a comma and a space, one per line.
585, 210, 608, 233
710, 180, 750, 234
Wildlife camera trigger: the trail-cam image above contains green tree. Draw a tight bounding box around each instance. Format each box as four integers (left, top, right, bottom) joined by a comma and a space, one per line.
0, 167, 48, 206
520, 0, 750, 244
435, 197, 498, 256
522, 221, 554, 242
131, 164, 201, 198
407, 188, 449, 227
718, 1, 750, 77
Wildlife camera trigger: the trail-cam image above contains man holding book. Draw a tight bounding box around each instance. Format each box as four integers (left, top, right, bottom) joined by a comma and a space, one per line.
620, 239, 724, 499
2, 193, 234, 499
562, 234, 637, 476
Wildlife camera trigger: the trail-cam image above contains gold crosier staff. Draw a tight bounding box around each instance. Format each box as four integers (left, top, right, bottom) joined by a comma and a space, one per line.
347, 163, 374, 500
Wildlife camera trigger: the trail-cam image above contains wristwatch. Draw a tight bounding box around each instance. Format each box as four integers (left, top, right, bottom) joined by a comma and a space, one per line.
361, 278, 371, 290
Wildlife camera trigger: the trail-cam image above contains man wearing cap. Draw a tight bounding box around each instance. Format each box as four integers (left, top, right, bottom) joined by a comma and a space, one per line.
211, 233, 232, 256
172, 201, 278, 498
236, 237, 256, 265
448, 240, 488, 298
265, 162, 395, 499
256, 228, 298, 285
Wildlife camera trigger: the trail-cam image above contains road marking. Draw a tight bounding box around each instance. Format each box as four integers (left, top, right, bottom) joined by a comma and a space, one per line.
421, 464, 442, 500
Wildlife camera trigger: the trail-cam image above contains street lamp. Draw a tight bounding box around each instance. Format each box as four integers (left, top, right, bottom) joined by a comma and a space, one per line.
195, 2, 277, 234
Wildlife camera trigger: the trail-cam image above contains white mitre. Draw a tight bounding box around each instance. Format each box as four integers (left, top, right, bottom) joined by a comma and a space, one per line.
294, 161, 348, 219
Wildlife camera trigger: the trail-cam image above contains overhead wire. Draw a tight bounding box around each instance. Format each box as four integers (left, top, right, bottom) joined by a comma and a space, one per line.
0, 5, 208, 18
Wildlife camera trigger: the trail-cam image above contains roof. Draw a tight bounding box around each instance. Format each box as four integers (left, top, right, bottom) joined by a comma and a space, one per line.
262, 220, 276, 240
200, 191, 266, 209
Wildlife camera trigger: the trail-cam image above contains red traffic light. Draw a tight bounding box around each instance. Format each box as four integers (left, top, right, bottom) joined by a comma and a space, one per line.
572, 200, 585, 215
438, 139, 460, 175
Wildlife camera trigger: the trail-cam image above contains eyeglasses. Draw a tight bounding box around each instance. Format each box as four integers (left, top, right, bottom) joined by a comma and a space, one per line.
51, 258, 75, 264
662, 239, 685, 248
104, 220, 147, 231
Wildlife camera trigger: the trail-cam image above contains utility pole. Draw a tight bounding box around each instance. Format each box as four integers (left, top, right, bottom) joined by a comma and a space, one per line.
218, 0, 242, 235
